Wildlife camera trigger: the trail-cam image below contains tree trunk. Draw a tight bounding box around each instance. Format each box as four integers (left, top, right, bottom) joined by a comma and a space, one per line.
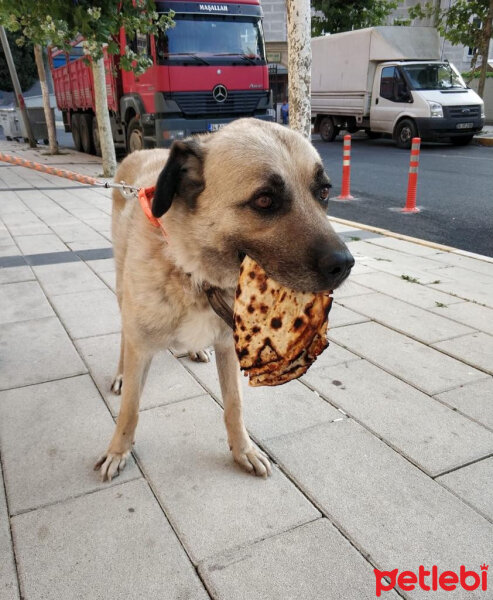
34, 45, 58, 154
286, 0, 312, 138
91, 57, 117, 177
477, 0, 493, 98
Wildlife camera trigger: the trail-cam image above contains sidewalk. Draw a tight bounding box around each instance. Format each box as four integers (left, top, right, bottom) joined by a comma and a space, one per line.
1, 140, 492, 600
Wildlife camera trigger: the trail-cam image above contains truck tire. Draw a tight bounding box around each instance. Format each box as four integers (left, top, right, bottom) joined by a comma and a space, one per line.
394, 119, 417, 149
450, 135, 474, 146
92, 117, 102, 156
127, 116, 143, 153
319, 117, 339, 142
80, 114, 94, 154
71, 113, 83, 152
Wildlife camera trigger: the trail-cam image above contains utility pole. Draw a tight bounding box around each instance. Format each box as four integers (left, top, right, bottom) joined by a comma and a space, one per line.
0, 26, 37, 147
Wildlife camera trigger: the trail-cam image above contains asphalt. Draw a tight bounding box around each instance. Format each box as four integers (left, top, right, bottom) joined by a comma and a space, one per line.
0, 138, 492, 600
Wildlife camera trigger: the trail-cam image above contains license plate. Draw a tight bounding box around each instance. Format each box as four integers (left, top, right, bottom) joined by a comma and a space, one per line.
456, 122, 473, 129
207, 123, 225, 132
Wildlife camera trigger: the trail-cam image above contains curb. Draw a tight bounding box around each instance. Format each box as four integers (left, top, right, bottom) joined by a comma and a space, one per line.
474, 136, 493, 147
328, 215, 493, 263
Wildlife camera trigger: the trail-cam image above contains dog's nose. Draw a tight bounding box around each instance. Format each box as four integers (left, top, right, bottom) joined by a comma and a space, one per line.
318, 249, 355, 288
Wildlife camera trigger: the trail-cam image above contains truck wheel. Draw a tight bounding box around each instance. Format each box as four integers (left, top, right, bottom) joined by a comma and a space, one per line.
319, 117, 339, 142
80, 114, 94, 154
450, 135, 473, 146
92, 118, 102, 157
71, 113, 83, 152
394, 119, 417, 149
127, 117, 143, 153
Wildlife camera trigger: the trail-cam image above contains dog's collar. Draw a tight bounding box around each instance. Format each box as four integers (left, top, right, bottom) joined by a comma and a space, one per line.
138, 186, 168, 238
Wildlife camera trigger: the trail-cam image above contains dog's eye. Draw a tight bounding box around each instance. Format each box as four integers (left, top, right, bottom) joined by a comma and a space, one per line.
319, 185, 331, 202
253, 195, 273, 210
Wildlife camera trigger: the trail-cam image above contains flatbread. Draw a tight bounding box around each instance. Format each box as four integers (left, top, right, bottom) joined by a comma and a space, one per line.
234, 256, 332, 386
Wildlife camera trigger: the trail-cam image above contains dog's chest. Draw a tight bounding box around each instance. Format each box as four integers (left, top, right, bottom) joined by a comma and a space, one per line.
171, 305, 226, 353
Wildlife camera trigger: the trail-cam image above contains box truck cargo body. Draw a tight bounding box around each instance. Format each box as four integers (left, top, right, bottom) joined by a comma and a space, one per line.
311, 27, 485, 148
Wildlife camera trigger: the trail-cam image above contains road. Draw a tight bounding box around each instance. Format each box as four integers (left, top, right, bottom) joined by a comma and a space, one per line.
314, 135, 493, 257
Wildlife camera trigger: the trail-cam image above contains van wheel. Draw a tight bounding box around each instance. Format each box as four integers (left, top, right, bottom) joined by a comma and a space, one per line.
394, 119, 417, 149
92, 118, 102, 156
127, 117, 143, 153
80, 114, 94, 154
450, 135, 473, 146
71, 113, 83, 152
319, 117, 339, 142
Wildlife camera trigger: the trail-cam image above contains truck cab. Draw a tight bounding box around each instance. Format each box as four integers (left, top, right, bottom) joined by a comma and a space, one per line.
370, 61, 484, 147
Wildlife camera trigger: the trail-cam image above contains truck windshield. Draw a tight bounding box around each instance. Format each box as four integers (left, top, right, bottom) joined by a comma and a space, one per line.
157, 15, 265, 65
402, 63, 467, 91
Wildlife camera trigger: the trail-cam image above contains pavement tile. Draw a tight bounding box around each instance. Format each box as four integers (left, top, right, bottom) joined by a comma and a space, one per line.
437, 457, 493, 521
97, 269, 116, 291
427, 266, 493, 308
340, 292, 474, 343
303, 360, 493, 476
430, 301, 493, 336
0, 281, 53, 325
0, 375, 139, 515
351, 271, 465, 309
433, 332, 493, 374
14, 234, 68, 255
435, 378, 493, 430
0, 467, 19, 600
330, 322, 487, 395
0, 244, 19, 258
428, 252, 493, 276
67, 238, 112, 251
0, 317, 87, 390
366, 236, 440, 256
136, 396, 320, 563
76, 333, 205, 415
50, 288, 120, 339
0, 265, 34, 285
332, 278, 373, 298
86, 257, 115, 273
11, 479, 209, 600
32, 261, 107, 296
330, 303, 370, 328
200, 518, 400, 600
304, 340, 361, 370
265, 420, 493, 581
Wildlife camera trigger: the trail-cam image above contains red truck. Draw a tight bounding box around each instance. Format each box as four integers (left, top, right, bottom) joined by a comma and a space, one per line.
49, 0, 272, 154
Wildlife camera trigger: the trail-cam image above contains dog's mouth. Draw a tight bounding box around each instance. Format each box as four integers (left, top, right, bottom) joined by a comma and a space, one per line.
238, 251, 246, 262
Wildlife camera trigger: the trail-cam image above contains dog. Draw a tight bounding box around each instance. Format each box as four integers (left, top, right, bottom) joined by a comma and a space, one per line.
94, 118, 354, 481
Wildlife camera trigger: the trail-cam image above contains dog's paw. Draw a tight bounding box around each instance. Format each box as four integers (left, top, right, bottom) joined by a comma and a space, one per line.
188, 349, 211, 363
233, 445, 272, 478
111, 374, 123, 395
94, 449, 130, 482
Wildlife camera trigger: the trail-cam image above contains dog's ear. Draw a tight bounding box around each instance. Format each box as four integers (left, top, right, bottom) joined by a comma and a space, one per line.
152, 138, 205, 217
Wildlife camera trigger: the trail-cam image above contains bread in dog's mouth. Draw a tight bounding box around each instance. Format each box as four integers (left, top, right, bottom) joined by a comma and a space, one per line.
233, 256, 332, 386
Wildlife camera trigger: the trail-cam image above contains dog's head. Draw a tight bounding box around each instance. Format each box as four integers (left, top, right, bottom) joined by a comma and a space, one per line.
152, 118, 354, 291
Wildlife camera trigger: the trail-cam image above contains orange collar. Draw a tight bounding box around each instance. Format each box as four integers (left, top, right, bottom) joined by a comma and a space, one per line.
138, 186, 168, 239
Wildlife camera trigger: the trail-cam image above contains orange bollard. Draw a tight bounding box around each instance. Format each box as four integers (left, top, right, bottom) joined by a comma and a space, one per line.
336, 134, 354, 200
402, 137, 421, 213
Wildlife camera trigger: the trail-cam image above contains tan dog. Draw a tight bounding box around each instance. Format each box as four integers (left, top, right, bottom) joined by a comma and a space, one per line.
95, 118, 354, 481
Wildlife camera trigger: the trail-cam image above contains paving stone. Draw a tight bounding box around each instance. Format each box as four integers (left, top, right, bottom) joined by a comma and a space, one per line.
0, 317, 87, 390
340, 292, 474, 343
11, 479, 209, 600
435, 378, 493, 430
367, 236, 440, 256
0, 264, 34, 285
428, 252, 493, 276
304, 340, 361, 370
0, 375, 139, 514
330, 322, 487, 395
303, 360, 493, 476
50, 288, 120, 339
433, 332, 493, 374
265, 419, 493, 584
67, 238, 112, 251
86, 257, 115, 274
430, 301, 493, 336
437, 457, 493, 521
32, 261, 107, 296
200, 518, 400, 600
332, 278, 373, 298
136, 396, 320, 563
0, 244, 19, 258
427, 266, 493, 308
0, 467, 19, 600
76, 333, 205, 415
330, 303, 370, 328
97, 269, 116, 291
14, 234, 67, 255
0, 280, 53, 324
352, 271, 465, 309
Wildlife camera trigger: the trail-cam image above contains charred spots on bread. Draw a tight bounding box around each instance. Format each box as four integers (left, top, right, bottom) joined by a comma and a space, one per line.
293, 317, 304, 330
271, 317, 282, 329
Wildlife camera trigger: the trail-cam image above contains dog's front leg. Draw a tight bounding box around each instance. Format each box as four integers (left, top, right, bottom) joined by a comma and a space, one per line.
95, 339, 152, 481
214, 340, 272, 477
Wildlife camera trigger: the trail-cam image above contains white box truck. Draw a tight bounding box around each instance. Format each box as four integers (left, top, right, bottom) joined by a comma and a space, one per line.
311, 26, 485, 148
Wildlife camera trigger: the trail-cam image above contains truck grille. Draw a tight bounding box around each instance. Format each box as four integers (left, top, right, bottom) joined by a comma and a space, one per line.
444, 105, 481, 119
170, 90, 265, 116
